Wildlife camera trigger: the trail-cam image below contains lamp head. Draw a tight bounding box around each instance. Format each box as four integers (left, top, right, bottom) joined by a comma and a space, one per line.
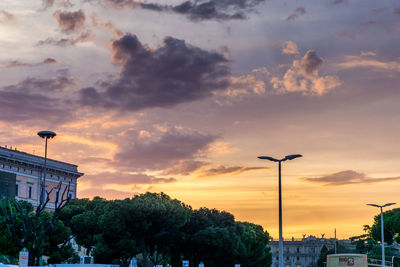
38, 131, 56, 139
284, 154, 303, 161
383, 203, 396, 207
258, 156, 279, 162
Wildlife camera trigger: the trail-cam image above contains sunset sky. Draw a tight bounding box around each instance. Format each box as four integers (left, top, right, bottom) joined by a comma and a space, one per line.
1, 0, 400, 239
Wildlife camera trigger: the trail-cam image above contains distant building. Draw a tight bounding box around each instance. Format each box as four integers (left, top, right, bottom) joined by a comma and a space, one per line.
268, 235, 336, 267
0, 146, 83, 210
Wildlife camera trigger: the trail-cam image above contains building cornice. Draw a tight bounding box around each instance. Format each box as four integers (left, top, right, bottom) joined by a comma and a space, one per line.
0, 146, 83, 178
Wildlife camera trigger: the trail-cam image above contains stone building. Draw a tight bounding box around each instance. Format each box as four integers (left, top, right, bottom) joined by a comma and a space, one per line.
269, 235, 336, 267
0, 145, 83, 210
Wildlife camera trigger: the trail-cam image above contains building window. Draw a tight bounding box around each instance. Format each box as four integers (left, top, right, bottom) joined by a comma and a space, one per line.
297, 256, 300, 261
16, 183, 19, 197
28, 185, 33, 199
68, 192, 74, 199
297, 247, 300, 253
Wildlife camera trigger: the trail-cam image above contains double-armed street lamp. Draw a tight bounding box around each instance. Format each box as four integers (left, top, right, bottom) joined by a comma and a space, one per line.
367, 203, 396, 267
258, 154, 302, 267
37, 131, 56, 204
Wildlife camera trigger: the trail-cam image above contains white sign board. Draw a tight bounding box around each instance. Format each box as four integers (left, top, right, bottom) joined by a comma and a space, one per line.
19, 248, 29, 267
183, 260, 189, 267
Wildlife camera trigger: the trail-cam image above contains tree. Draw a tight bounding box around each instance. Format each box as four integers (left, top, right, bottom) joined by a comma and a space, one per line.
92, 200, 139, 267
59, 197, 107, 256
0, 179, 71, 265
0, 198, 74, 265
370, 208, 400, 245
42, 214, 75, 264
122, 193, 192, 267
237, 222, 272, 267
317, 245, 328, 267
180, 208, 245, 266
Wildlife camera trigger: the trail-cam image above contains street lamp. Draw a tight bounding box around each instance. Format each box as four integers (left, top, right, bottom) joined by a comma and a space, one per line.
367, 203, 396, 267
37, 131, 56, 204
258, 154, 302, 267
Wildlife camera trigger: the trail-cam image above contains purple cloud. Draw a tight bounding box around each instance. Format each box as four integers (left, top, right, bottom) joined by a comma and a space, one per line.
37, 31, 94, 46
81, 172, 176, 186
102, 0, 265, 21
113, 130, 217, 171
302, 170, 400, 186
80, 34, 230, 111
53, 9, 86, 33
199, 165, 269, 177
0, 74, 76, 122
287, 7, 306, 21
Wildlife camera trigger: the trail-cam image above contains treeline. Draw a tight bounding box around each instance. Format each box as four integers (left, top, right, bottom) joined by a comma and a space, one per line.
317, 208, 400, 267
0, 192, 272, 267
350, 208, 400, 260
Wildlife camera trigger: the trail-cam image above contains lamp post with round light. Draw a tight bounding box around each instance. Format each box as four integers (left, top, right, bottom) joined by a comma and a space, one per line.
37, 131, 56, 204
258, 154, 302, 267
367, 203, 396, 267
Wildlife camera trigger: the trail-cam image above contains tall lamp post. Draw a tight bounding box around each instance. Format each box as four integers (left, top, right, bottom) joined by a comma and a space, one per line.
367, 203, 396, 267
258, 154, 302, 267
37, 131, 56, 204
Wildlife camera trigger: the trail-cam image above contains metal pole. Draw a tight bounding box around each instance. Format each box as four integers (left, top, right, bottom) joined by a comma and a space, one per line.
334, 228, 337, 254
381, 207, 385, 267
42, 137, 48, 204
278, 160, 284, 267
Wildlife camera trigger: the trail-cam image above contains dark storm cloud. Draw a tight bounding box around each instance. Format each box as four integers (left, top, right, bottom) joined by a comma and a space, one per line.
53, 9, 86, 33
287, 7, 306, 21
114, 130, 217, 171
3, 75, 76, 92
97, 0, 264, 21
81, 172, 176, 186
80, 34, 230, 111
141, 0, 265, 21
0, 75, 76, 122
199, 165, 269, 177
37, 31, 94, 46
302, 170, 400, 186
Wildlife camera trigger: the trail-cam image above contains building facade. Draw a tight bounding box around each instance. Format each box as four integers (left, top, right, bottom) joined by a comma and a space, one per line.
0, 146, 83, 209
269, 236, 336, 267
